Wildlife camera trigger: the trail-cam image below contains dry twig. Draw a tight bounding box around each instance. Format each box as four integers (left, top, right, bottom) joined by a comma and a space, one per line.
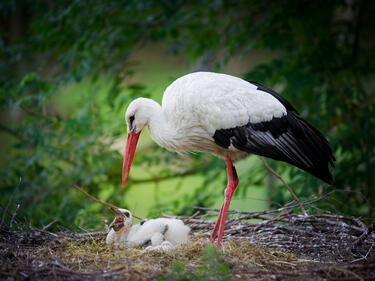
259, 156, 308, 216
73, 184, 143, 220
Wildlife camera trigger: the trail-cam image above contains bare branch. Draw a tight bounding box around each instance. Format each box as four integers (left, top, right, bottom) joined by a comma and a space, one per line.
73, 184, 143, 220
258, 156, 308, 216
42, 220, 57, 231
127, 167, 200, 184
0, 123, 22, 140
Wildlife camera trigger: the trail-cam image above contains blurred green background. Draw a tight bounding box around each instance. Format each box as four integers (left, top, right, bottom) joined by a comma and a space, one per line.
1, 0, 374, 231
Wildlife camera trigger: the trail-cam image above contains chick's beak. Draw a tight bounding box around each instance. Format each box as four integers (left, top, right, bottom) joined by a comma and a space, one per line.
109, 207, 122, 215
109, 215, 124, 231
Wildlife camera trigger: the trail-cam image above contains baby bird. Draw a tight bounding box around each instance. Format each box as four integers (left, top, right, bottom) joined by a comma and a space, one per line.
106, 208, 190, 250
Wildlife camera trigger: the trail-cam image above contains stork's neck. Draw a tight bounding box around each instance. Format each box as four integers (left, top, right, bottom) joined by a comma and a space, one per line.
120, 227, 131, 239
106, 226, 131, 247
142, 99, 179, 151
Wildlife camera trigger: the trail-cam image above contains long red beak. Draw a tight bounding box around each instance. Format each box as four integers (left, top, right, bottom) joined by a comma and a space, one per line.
122, 131, 141, 187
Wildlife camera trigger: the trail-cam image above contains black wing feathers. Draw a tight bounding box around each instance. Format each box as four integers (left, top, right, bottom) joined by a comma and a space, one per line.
214, 113, 334, 184
213, 130, 232, 148
213, 81, 334, 184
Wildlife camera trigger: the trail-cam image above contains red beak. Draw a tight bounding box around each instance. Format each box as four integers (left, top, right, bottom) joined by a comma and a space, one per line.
122, 131, 141, 187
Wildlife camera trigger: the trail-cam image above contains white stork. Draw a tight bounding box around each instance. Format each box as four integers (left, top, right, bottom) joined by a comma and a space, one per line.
121, 72, 335, 246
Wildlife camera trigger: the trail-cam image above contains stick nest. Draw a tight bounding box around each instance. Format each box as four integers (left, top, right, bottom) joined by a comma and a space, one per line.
1, 205, 374, 280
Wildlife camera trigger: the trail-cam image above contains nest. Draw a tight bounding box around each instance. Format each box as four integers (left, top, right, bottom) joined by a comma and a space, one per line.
174, 205, 375, 263
1, 204, 374, 280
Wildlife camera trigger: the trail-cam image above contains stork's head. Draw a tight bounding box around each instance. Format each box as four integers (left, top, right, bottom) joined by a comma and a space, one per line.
125, 98, 156, 134
123, 98, 160, 186
109, 207, 133, 232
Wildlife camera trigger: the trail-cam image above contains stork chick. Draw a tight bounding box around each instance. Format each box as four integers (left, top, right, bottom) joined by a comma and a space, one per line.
106, 208, 133, 248
106, 208, 190, 250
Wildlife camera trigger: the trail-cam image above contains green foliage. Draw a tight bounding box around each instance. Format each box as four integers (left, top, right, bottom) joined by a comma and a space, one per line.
1, 0, 374, 230
239, 1, 375, 215
157, 245, 230, 281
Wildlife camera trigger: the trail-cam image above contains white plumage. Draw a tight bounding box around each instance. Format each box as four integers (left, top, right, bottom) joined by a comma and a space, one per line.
121, 71, 334, 247
106, 208, 190, 250
125, 72, 286, 160
163, 72, 286, 130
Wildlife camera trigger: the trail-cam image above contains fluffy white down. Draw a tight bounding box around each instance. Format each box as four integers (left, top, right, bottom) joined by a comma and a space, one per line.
126, 218, 190, 248
106, 212, 190, 251
106, 228, 127, 248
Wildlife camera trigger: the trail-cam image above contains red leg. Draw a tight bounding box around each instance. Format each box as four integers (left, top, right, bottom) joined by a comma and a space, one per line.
210, 202, 224, 242
210, 156, 239, 247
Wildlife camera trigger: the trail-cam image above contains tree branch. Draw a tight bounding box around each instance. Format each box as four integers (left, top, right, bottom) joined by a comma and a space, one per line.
258, 156, 308, 216
0, 123, 21, 140
73, 184, 143, 220
127, 167, 201, 185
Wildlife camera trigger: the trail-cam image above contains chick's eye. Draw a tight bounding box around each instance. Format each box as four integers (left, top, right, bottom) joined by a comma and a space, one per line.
124, 212, 130, 217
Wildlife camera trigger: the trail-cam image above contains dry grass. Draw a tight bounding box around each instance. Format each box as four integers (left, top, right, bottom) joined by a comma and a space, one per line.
25, 233, 315, 280
53, 234, 209, 277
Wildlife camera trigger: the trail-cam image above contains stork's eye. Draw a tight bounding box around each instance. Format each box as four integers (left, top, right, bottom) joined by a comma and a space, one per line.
129, 115, 135, 131
123, 211, 130, 217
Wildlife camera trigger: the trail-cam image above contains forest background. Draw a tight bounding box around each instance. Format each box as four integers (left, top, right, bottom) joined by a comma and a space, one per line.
1, 0, 374, 231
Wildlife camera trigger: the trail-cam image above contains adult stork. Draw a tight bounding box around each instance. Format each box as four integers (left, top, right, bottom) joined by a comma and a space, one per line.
122, 72, 334, 246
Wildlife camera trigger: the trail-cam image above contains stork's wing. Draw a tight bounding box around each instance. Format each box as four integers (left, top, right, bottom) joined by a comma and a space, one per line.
213, 112, 335, 184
